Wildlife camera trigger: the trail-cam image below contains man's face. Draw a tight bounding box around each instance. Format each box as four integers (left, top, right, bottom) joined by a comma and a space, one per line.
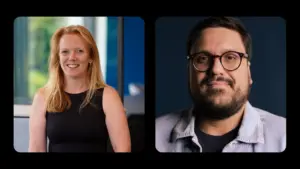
190, 27, 252, 119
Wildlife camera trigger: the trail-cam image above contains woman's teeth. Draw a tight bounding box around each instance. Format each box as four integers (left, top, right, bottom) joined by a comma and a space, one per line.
67, 64, 79, 68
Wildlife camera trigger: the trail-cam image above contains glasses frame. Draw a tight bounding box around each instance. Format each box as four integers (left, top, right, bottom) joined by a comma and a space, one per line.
186, 50, 250, 72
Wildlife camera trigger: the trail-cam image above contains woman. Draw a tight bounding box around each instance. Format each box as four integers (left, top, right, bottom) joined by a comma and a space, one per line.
28, 25, 131, 152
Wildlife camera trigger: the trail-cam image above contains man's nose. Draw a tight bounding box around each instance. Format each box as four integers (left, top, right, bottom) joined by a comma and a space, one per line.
210, 58, 224, 75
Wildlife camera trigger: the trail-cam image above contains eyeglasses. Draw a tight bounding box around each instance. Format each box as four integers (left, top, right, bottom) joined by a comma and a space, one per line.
186, 51, 250, 72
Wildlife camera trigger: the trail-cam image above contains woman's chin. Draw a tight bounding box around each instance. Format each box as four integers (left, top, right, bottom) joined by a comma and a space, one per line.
64, 72, 85, 79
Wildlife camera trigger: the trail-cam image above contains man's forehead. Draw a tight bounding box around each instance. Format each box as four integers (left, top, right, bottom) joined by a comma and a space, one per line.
192, 27, 246, 55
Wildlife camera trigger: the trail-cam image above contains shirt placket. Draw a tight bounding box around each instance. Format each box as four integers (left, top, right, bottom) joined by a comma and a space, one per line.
191, 135, 203, 152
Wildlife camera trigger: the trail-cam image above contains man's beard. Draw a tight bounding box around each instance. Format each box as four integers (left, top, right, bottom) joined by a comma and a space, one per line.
190, 76, 251, 120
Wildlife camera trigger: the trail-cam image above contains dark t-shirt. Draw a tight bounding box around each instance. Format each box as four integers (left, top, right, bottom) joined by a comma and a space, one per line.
195, 125, 240, 152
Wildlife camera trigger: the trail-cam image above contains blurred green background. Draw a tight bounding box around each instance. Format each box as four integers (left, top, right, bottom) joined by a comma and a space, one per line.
28, 17, 65, 99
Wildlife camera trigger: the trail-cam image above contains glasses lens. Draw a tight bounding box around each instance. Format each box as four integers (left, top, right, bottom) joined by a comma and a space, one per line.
193, 53, 210, 71
221, 52, 241, 70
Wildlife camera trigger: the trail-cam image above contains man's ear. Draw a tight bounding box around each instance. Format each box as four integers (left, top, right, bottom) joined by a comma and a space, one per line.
248, 62, 253, 85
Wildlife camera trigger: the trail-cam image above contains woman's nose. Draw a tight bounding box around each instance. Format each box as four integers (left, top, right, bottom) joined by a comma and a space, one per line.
69, 51, 77, 60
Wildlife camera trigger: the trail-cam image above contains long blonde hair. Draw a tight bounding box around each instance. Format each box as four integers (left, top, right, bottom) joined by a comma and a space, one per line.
44, 25, 107, 113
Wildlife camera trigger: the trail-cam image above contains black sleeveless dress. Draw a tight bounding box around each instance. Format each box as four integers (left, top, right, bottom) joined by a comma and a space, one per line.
46, 88, 109, 152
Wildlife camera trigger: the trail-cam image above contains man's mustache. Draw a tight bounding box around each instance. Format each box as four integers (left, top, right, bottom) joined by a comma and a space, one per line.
198, 76, 234, 87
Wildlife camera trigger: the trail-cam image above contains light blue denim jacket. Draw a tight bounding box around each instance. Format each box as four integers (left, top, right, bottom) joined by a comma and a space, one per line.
155, 102, 286, 152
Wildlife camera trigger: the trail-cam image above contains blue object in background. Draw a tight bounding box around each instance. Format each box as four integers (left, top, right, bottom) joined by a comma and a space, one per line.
106, 17, 144, 96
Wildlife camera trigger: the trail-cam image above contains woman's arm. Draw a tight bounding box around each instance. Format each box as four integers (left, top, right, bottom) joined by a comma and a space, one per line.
28, 88, 47, 152
103, 86, 131, 152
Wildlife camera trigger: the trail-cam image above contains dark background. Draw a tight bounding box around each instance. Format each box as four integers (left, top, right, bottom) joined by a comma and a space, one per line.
155, 17, 286, 118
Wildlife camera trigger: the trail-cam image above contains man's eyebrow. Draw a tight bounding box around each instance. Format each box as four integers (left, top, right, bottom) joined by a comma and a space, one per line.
191, 50, 211, 55
192, 49, 240, 55
197, 50, 210, 53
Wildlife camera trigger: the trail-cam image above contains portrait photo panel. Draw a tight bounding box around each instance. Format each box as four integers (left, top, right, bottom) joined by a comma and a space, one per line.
155, 16, 286, 153
14, 16, 145, 153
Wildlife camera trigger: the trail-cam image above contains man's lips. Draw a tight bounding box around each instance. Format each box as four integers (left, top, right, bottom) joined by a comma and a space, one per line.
207, 81, 229, 86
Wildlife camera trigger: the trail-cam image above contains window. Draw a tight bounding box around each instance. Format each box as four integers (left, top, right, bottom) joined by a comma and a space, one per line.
14, 17, 72, 116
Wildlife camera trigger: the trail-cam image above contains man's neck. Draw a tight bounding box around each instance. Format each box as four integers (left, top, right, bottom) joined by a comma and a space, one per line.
64, 76, 89, 94
197, 105, 246, 136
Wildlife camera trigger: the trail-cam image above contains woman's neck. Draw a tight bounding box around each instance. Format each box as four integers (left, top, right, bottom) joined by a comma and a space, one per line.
64, 76, 89, 94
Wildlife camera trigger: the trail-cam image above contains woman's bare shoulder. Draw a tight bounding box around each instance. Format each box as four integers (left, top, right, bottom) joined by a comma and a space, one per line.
103, 85, 118, 94
102, 85, 124, 112
33, 87, 46, 102
31, 87, 47, 116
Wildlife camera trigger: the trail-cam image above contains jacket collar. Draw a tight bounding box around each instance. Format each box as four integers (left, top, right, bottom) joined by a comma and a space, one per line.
171, 101, 264, 144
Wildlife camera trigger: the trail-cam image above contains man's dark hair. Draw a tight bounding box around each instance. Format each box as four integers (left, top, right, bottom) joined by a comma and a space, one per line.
186, 16, 252, 60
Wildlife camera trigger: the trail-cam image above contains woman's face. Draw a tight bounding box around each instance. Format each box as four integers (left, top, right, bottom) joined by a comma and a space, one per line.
59, 33, 92, 78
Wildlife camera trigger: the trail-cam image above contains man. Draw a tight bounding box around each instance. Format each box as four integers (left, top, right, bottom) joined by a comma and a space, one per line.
155, 17, 286, 153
